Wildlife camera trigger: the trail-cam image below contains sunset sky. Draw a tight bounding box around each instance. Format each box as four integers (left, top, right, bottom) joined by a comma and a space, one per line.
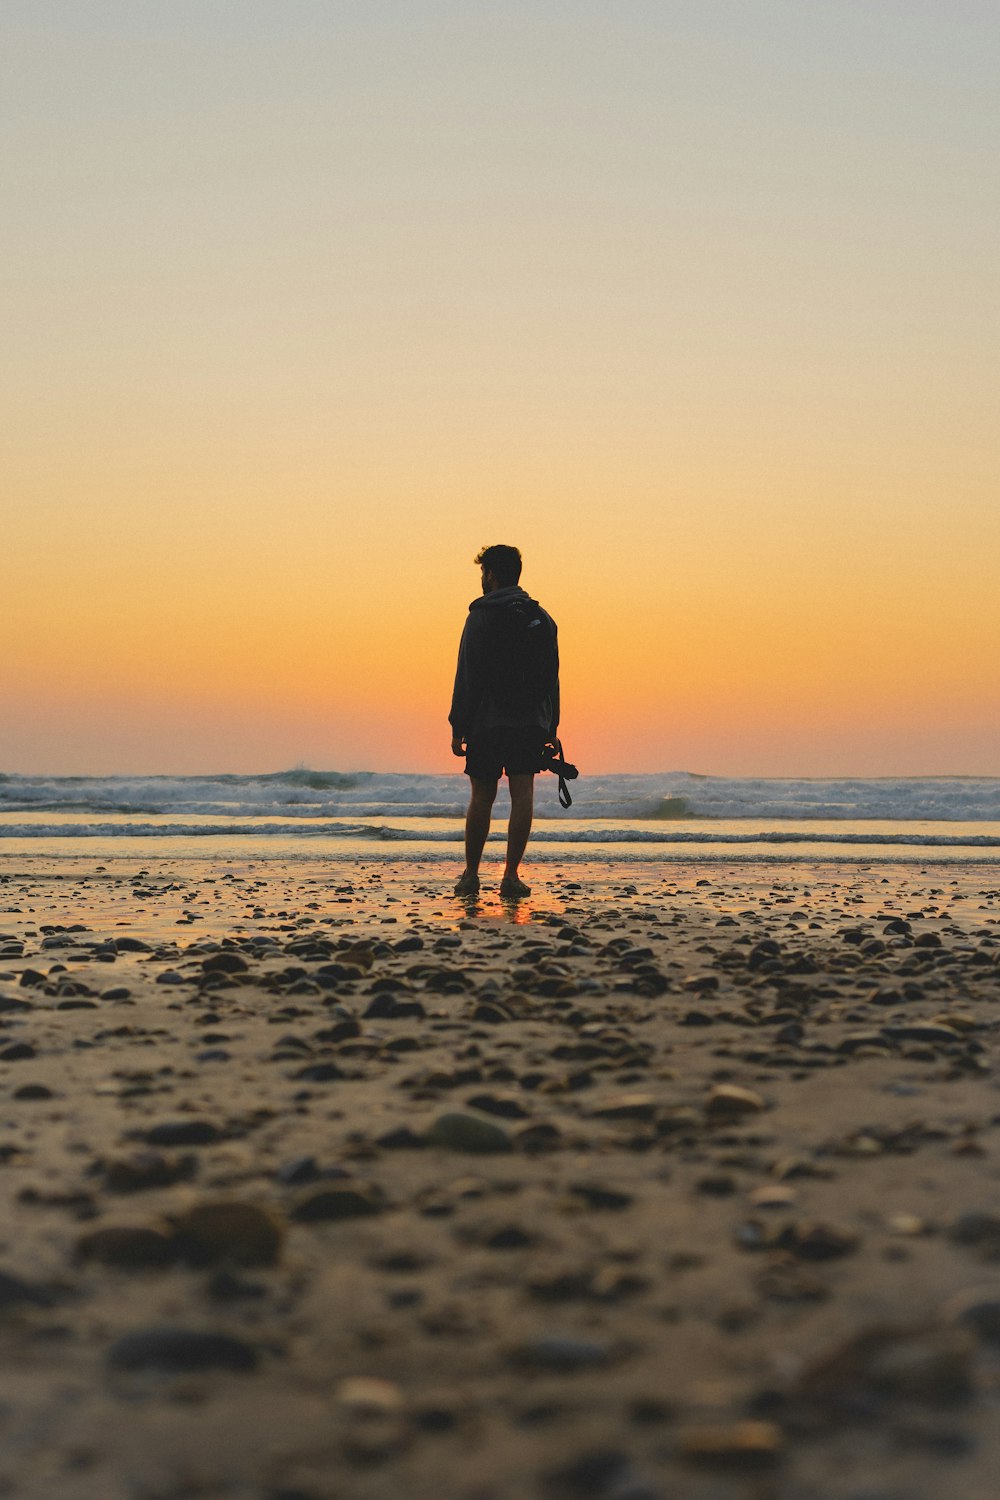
3, 3, 997, 776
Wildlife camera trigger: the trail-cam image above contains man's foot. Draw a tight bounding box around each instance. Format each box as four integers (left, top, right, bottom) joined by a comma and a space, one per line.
499, 875, 531, 899
454, 871, 480, 897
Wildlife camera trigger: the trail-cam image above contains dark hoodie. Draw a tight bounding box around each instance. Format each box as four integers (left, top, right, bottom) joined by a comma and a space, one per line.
449, 585, 559, 741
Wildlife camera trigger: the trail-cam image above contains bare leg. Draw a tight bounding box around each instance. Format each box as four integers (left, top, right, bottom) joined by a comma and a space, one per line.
504, 774, 535, 881
463, 777, 498, 878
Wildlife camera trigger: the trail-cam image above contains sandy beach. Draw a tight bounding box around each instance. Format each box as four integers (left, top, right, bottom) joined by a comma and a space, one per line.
1, 855, 999, 1499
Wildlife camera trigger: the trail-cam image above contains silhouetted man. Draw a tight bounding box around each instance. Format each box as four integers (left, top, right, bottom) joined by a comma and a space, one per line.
450, 544, 559, 898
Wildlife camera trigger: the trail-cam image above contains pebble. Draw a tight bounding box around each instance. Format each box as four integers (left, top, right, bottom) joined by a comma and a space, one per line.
949, 1212, 1000, 1256
566, 1181, 634, 1211
76, 1224, 177, 1269
172, 1201, 284, 1266
424, 1111, 513, 1154
883, 1023, 961, 1044
464, 1090, 531, 1119
107, 1325, 258, 1373
705, 1083, 767, 1117
865, 1328, 975, 1405
939, 1289, 1000, 1345
336, 1376, 409, 1462
800, 1323, 974, 1409
0, 1269, 52, 1309
145, 1119, 221, 1146
201, 951, 249, 974
511, 1334, 614, 1371
104, 1150, 195, 1192
791, 1221, 861, 1260
676, 1420, 785, 1468
591, 1094, 657, 1122
291, 1181, 386, 1221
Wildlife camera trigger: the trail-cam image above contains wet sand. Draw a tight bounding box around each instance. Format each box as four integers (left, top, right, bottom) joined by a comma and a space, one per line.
1, 856, 999, 1500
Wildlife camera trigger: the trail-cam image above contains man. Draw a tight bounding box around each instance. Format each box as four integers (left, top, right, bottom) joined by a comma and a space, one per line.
450, 544, 559, 898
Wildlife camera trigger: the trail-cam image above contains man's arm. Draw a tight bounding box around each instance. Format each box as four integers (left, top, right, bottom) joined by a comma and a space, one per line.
449, 615, 481, 750
547, 619, 560, 739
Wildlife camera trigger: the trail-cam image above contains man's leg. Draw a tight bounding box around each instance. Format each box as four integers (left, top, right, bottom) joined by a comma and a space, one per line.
502, 773, 535, 889
457, 777, 497, 892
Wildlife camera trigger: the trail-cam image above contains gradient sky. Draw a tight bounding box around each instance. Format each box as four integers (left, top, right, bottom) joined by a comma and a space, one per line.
3, 2, 997, 776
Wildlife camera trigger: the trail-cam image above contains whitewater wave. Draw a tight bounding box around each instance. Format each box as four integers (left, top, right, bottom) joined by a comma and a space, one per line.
2, 821, 999, 848
1, 770, 1000, 822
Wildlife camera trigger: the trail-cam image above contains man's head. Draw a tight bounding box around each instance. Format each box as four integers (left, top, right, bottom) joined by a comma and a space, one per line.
474, 544, 522, 593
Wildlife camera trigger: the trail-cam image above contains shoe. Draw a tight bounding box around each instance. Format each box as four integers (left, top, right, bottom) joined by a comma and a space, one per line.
453, 872, 480, 897
499, 876, 531, 899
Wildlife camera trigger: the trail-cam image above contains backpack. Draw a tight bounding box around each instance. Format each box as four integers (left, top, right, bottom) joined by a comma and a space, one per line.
484, 599, 557, 716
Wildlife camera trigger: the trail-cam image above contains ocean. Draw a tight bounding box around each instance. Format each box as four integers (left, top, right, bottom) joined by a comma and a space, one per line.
1, 770, 999, 864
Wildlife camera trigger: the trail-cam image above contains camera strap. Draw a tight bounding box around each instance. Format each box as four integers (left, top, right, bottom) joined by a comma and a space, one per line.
546, 738, 578, 809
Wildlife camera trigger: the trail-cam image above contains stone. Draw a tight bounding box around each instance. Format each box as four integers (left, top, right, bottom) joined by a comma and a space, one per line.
337, 1375, 405, 1411
683, 974, 719, 993
336, 1376, 408, 1462
749, 1185, 797, 1210
0, 1269, 52, 1310
590, 1094, 657, 1122
471, 1002, 512, 1024
791, 1221, 860, 1260
291, 1181, 386, 1221
886, 1213, 928, 1237
425, 1112, 512, 1154
940, 1289, 1000, 1346
107, 1325, 258, 1373
511, 1335, 613, 1371
146, 1119, 221, 1146
201, 951, 249, 974
275, 1155, 322, 1186
866, 1328, 975, 1404
705, 1084, 767, 1117
696, 1174, 737, 1197
949, 1212, 1000, 1259
566, 1181, 633, 1211
464, 1090, 530, 1119
516, 1120, 564, 1151
76, 1225, 177, 1269
676, 1420, 784, 1468
376, 1126, 427, 1150
543, 1449, 635, 1497
294, 1062, 344, 1083
883, 1023, 961, 1044
104, 1150, 196, 1193
756, 1262, 829, 1303
800, 1323, 974, 1409
172, 1201, 284, 1266
0, 1043, 36, 1061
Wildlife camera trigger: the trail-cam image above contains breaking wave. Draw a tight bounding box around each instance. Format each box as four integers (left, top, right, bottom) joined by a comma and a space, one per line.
1, 821, 999, 849
1, 770, 999, 822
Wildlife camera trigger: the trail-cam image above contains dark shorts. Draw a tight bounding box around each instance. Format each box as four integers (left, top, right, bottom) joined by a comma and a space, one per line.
465, 727, 546, 781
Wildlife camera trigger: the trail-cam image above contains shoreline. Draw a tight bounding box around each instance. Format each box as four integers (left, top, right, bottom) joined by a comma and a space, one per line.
0, 856, 999, 1497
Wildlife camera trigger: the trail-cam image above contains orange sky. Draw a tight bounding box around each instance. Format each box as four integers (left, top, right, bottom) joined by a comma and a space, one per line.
3, 5, 998, 776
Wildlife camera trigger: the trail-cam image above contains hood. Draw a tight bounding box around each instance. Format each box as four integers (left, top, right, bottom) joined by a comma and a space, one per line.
468, 585, 539, 613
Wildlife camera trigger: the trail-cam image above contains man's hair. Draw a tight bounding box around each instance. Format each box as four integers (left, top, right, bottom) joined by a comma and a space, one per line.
475, 544, 522, 587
